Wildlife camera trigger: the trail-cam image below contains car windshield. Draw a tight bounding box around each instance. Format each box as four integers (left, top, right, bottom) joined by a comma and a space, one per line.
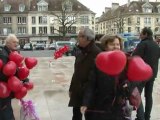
57, 42, 71, 46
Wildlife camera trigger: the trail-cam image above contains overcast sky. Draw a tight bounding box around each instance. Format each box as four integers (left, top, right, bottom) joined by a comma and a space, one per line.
78, 0, 157, 17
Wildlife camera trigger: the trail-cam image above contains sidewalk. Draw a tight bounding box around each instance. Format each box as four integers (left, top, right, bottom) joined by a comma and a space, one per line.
12, 57, 160, 120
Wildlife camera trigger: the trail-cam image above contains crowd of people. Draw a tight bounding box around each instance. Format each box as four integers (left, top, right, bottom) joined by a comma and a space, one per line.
69, 27, 160, 120
0, 27, 159, 120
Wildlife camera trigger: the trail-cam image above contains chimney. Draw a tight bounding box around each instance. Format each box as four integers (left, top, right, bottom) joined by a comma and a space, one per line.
127, 0, 130, 7
105, 7, 111, 13
112, 3, 119, 10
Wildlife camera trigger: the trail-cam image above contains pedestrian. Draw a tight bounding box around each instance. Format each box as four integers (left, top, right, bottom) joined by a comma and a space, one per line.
132, 27, 160, 120
0, 34, 29, 120
80, 35, 133, 120
68, 27, 101, 120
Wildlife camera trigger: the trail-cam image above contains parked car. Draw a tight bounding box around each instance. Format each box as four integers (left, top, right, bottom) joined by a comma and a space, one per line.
23, 43, 33, 50
55, 41, 75, 56
48, 43, 56, 50
35, 43, 45, 50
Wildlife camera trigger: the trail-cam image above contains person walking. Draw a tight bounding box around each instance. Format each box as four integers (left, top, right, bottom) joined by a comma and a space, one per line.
132, 27, 160, 120
68, 27, 101, 120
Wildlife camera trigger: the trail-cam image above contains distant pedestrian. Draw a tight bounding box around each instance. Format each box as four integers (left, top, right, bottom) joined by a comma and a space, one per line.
68, 27, 101, 120
132, 27, 160, 120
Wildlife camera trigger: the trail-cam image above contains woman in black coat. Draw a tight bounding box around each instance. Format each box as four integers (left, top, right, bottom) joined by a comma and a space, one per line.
81, 35, 132, 120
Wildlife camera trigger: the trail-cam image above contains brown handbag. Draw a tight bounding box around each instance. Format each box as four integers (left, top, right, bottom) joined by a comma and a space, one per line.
129, 87, 141, 110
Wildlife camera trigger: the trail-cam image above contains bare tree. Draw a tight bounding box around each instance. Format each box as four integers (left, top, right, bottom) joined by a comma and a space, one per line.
50, 4, 79, 40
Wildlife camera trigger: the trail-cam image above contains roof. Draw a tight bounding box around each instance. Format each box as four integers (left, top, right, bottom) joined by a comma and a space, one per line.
98, 1, 160, 23
0, 0, 94, 13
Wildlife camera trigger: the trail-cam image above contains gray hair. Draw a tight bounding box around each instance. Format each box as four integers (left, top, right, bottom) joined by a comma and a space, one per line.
5, 34, 19, 45
81, 27, 95, 41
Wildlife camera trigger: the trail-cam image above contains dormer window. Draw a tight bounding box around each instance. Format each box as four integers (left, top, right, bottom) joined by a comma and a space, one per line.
157, 5, 160, 13
4, 4, 11, 12
143, 7, 152, 13
37, 0, 48, 11
19, 4, 25, 12
62, 0, 72, 12
142, 3, 153, 13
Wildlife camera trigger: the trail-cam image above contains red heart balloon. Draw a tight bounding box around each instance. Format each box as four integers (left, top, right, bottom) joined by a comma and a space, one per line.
17, 67, 30, 80
3, 61, 16, 76
9, 51, 24, 66
96, 50, 127, 75
0, 82, 11, 98
127, 56, 153, 81
54, 51, 63, 59
15, 86, 27, 99
24, 81, 34, 90
8, 76, 23, 92
0, 59, 3, 70
25, 57, 38, 69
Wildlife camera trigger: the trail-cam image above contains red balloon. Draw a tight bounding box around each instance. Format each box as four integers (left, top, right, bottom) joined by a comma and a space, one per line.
63, 45, 69, 52
3, 61, 16, 76
54, 51, 63, 59
0, 59, 3, 70
24, 81, 34, 90
8, 76, 23, 92
0, 82, 11, 98
15, 87, 27, 99
17, 67, 30, 80
9, 51, 24, 66
95, 50, 127, 75
25, 57, 38, 69
127, 56, 153, 81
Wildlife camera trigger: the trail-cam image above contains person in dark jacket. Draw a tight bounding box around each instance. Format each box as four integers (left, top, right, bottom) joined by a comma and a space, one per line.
68, 27, 101, 120
80, 35, 132, 120
132, 27, 160, 120
0, 34, 29, 120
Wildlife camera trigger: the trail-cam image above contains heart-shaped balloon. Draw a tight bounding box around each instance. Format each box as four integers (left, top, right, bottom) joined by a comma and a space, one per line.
17, 67, 30, 80
3, 61, 16, 76
8, 76, 23, 92
96, 50, 127, 75
9, 51, 24, 66
24, 81, 34, 90
14, 86, 27, 99
54, 51, 63, 59
127, 56, 153, 81
0, 82, 11, 98
25, 57, 38, 69
0, 59, 3, 70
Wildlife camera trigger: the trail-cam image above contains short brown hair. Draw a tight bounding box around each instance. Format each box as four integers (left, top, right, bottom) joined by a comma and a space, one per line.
100, 35, 123, 50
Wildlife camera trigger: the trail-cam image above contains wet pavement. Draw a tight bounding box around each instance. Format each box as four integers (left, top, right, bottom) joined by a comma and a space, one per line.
12, 57, 160, 120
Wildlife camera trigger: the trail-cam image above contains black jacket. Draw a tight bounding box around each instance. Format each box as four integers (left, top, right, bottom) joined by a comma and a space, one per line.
0, 46, 13, 108
68, 42, 101, 107
132, 38, 160, 78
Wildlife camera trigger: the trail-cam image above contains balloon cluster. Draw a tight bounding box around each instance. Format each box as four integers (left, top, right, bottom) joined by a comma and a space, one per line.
54, 45, 69, 59
0, 51, 37, 99
95, 50, 153, 82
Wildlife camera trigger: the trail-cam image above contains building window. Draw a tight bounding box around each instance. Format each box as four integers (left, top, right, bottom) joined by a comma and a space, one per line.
137, 17, 140, 24
32, 27, 36, 34
135, 27, 140, 33
158, 7, 160, 13
3, 28, 12, 35
3, 17, 12, 24
17, 17, 27, 24
18, 27, 27, 34
39, 27, 47, 34
144, 18, 151, 25
143, 7, 152, 13
67, 26, 76, 33
38, 5, 48, 11
19, 4, 25, 12
128, 27, 131, 32
32, 17, 36, 24
39, 16, 47, 24
4, 4, 11, 12
80, 16, 89, 24
50, 27, 54, 34
128, 18, 131, 25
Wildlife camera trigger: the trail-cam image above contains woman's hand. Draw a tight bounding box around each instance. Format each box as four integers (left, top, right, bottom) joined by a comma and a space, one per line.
80, 106, 87, 114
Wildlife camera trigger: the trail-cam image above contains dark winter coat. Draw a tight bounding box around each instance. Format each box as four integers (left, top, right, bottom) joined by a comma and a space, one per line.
132, 38, 160, 79
68, 42, 101, 107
